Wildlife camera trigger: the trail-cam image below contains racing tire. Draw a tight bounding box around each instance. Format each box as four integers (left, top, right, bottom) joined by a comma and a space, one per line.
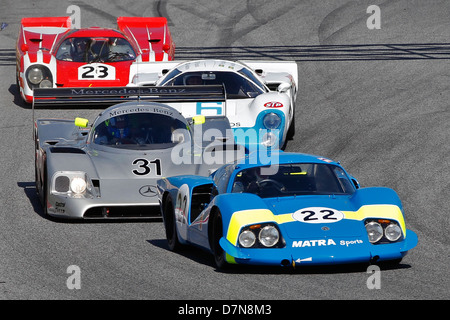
163, 196, 182, 252
286, 113, 295, 141
211, 210, 228, 270
42, 161, 50, 218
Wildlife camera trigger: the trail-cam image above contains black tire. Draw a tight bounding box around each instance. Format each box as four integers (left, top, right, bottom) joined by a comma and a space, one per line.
286, 114, 295, 141
42, 162, 49, 217
210, 210, 228, 269
163, 196, 181, 251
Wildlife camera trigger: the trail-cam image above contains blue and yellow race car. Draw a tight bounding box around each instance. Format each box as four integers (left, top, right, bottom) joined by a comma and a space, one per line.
157, 152, 418, 269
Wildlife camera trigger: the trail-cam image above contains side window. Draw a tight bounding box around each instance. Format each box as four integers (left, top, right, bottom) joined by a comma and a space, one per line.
213, 164, 235, 194
332, 166, 355, 193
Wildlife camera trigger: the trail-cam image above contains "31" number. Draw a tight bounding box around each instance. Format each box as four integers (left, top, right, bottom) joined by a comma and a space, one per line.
132, 158, 162, 176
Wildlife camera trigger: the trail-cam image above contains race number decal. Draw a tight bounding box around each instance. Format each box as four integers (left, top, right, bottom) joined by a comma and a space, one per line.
292, 207, 344, 224
132, 158, 162, 176
196, 102, 223, 116
175, 184, 190, 225
78, 63, 116, 80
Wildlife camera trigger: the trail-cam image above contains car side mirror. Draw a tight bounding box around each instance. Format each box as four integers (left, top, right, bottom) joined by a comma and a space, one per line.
74, 117, 89, 128
351, 178, 360, 189
277, 82, 290, 93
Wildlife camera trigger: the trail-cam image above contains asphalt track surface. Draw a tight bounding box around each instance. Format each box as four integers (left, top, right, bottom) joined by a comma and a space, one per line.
0, 0, 449, 304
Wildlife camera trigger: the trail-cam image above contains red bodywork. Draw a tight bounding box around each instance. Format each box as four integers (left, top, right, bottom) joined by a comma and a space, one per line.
16, 16, 174, 103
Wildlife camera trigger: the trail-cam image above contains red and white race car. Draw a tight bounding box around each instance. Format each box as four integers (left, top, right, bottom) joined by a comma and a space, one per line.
16, 16, 174, 103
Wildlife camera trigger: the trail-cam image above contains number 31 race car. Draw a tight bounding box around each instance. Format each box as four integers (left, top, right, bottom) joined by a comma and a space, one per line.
33, 87, 245, 219
157, 151, 418, 268
16, 16, 174, 104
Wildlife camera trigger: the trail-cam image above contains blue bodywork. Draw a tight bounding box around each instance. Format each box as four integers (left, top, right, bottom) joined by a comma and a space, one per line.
157, 152, 418, 267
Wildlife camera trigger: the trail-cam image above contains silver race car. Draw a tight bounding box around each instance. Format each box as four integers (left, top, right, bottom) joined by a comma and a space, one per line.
33, 89, 244, 219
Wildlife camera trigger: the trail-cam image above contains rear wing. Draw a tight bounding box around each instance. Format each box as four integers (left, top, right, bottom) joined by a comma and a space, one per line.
21, 16, 72, 28
32, 85, 226, 107
18, 17, 72, 54
238, 60, 298, 92
117, 17, 174, 61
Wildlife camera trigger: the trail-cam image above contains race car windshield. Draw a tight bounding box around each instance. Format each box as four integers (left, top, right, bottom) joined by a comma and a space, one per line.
161, 71, 265, 99
92, 113, 188, 150
56, 37, 136, 63
231, 163, 356, 198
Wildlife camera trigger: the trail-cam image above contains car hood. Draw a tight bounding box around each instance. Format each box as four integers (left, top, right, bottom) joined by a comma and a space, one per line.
262, 195, 366, 238
87, 147, 190, 179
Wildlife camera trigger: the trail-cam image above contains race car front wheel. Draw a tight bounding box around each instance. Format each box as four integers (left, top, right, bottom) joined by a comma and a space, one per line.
211, 210, 228, 270
163, 196, 181, 251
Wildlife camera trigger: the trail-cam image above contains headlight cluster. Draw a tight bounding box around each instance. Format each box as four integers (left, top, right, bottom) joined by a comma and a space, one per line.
261, 112, 282, 147
26, 65, 53, 89
262, 112, 281, 129
238, 223, 284, 248
51, 171, 97, 198
365, 219, 403, 244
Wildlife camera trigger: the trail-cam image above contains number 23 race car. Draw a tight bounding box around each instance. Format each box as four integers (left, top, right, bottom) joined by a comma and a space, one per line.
157, 152, 418, 268
16, 16, 174, 104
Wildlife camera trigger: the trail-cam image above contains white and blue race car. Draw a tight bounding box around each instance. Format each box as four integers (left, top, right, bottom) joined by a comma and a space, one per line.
129, 59, 298, 149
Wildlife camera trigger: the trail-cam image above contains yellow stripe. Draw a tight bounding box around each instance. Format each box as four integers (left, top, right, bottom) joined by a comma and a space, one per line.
225, 204, 406, 246
226, 209, 275, 245
343, 204, 406, 234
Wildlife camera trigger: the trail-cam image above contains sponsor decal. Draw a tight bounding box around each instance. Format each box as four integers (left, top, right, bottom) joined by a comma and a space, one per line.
71, 87, 187, 96
138, 185, 158, 198
340, 239, 363, 247
107, 107, 173, 118
264, 101, 283, 108
291, 238, 364, 248
292, 239, 337, 247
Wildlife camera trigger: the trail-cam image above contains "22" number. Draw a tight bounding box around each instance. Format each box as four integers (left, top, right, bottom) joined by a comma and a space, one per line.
292, 207, 344, 224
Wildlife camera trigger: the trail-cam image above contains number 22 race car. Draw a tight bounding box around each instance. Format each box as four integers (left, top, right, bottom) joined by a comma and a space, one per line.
157, 151, 418, 269
16, 16, 174, 104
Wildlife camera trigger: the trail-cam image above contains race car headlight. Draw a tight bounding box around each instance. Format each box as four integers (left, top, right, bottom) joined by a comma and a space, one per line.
39, 79, 53, 88
365, 221, 383, 243
261, 131, 278, 147
263, 112, 281, 129
238, 230, 256, 248
28, 67, 44, 84
385, 223, 402, 242
25, 64, 53, 89
238, 223, 284, 248
365, 219, 403, 244
258, 226, 279, 247
51, 171, 96, 198
70, 177, 87, 194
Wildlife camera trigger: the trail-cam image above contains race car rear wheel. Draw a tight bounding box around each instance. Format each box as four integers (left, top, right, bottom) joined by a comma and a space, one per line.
42, 160, 49, 217
211, 210, 228, 269
163, 196, 181, 251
